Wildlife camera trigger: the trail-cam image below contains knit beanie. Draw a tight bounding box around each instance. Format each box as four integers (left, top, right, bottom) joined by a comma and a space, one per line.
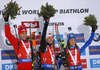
18, 25, 27, 35
67, 33, 76, 42
46, 31, 52, 39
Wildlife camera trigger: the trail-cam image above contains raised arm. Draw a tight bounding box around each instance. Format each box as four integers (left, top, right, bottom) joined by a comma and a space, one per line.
40, 16, 50, 53
5, 23, 18, 47
80, 25, 97, 53
3, 11, 18, 54
40, 22, 49, 53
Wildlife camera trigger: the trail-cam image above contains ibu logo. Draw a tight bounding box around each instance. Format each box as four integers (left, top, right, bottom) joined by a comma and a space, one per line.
90, 58, 100, 68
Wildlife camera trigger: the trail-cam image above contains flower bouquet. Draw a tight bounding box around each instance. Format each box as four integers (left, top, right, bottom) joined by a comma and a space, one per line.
3, 0, 22, 19
38, 2, 56, 21
83, 14, 97, 27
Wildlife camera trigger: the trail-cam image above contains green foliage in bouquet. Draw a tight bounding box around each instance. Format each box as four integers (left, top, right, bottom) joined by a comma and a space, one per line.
38, 2, 56, 20
3, 0, 22, 19
83, 14, 97, 27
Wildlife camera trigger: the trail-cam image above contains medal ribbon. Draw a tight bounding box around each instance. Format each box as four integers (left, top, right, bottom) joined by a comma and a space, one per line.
21, 40, 31, 56
43, 46, 55, 64
49, 46, 55, 64
68, 48, 77, 65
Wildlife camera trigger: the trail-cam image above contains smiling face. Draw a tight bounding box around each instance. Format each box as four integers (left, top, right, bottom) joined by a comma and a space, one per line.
69, 38, 76, 46
46, 36, 54, 44
19, 32, 27, 40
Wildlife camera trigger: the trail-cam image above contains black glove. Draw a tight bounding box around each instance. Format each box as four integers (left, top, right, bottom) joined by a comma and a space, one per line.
55, 55, 59, 60
58, 52, 66, 58
92, 25, 97, 32
43, 15, 50, 23
59, 52, 69, 67
3, 11, 9, 22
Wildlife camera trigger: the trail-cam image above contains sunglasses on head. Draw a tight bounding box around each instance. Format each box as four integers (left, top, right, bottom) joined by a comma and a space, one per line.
20, 27, 26, 30
70, 34, 74, 37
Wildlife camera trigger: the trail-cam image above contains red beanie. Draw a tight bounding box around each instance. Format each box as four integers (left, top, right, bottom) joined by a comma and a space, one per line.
18, 25, 27, 35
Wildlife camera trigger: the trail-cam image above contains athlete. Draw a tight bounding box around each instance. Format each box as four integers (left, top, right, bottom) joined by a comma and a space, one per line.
3, 11, 35, 70
40, 16, 62, 70
65, 25, 97, 70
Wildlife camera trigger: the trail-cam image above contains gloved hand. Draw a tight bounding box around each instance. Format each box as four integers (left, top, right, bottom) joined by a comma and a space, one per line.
55, 55, 59, 60
2, 11, 9, 22
43, 15, 50, 23
58, 52, 69, 67
58, 52, 66, 58
92, 25, 97, 32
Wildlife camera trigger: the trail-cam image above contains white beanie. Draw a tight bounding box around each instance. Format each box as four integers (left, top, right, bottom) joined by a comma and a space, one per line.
46, 31, 53, 39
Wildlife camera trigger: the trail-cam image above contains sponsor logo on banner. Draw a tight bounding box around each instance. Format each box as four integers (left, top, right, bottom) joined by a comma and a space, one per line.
1, 50, 16, 60
89, 45, 100, 55
21, 21, 39, 28
81, 50, 86, 56
90, 58, 100, 68
2, 63, 17, 70
81, 59, 87, 69
74, 33, 85, 43
93, 33, 100, 42
5, 38, 12, 46
49, 22, 64, 26
53, 34, 63, 44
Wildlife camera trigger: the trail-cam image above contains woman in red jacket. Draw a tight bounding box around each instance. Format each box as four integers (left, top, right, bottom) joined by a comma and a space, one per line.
3, 12, 34, 70
39, 16, 55, 70
65, 25, 97, 70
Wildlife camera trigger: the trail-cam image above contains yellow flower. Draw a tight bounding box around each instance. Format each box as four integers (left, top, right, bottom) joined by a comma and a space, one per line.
41, 10, 43, 12
45, 9, 47, 11
41, 5, 43, 8
6, 3, 8, 5
11, 2, 13, 4
83, 20, 85, 22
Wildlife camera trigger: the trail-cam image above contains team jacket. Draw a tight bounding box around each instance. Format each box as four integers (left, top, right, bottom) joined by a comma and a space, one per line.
5, 23, 32, 70
66, 32, 94, 67
40, 45, 55, 65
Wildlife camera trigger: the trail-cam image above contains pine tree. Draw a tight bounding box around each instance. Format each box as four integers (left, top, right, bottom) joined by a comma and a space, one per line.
83, 14, 97, 27
3, 0, 22, 19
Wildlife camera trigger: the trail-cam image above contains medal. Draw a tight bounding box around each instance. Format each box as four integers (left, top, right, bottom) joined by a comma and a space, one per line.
44, 61, 46, 63
51, 64, 55, 68
27, 54, 31, 60
74, 65, 78, 69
